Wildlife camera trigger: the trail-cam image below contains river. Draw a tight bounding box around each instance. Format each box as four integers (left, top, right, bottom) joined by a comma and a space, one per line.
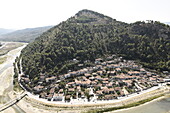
0, 43, 27, 113
112, 95, 170, 113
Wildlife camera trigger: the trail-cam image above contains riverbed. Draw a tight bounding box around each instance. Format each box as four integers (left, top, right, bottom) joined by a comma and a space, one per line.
111, 95, 170, 113
0, 42, 27, 113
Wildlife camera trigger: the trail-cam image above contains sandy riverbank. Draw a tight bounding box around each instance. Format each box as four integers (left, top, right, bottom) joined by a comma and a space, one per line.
0, 43, 26, 95
0, 42, 27, 113
0, 67, 13, 95
109, 95, 166, 113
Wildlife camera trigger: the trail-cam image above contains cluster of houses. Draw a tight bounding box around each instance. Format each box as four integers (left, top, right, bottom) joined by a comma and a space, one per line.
20, 55, 168, 103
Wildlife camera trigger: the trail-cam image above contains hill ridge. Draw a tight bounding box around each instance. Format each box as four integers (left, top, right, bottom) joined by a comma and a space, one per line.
20, 9, 170, 80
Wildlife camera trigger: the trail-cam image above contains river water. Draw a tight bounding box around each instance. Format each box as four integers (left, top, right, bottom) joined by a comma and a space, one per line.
0, 43, 27, 113
113, 96, 170, 113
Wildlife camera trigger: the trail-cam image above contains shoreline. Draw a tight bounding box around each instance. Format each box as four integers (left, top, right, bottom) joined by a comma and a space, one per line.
0, 42, 27, 113
86, 93, 168, 113
111, 95, 167, 113
0, 42, 27, 95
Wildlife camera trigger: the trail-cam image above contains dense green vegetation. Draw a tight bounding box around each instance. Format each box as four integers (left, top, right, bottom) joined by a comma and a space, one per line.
0, 26, 52, 42
21, 9, 170, 80
13, 57, 22, 91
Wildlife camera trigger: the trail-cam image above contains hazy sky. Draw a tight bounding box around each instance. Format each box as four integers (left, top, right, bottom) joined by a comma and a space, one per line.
0, 0, 170, 29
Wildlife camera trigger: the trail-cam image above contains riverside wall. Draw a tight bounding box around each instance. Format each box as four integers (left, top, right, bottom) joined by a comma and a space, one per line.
22, 86, 170, 109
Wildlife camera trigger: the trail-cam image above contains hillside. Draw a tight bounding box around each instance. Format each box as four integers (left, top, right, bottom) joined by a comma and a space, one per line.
0, 28, 14, 35
20, 9, 170, 80
0, 26, 53, 42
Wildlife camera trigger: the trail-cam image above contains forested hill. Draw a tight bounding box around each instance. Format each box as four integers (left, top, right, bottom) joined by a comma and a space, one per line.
0, 26, 53, 42
21, 9, 170, 80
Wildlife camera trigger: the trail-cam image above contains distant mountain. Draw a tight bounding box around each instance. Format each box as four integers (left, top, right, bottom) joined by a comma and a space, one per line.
21, 9, 170, 79
0, 26, 53, 42
0, 28, 14, 35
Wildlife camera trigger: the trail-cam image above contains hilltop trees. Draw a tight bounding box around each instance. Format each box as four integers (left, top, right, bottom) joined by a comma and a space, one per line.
21, 10, 170, 81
